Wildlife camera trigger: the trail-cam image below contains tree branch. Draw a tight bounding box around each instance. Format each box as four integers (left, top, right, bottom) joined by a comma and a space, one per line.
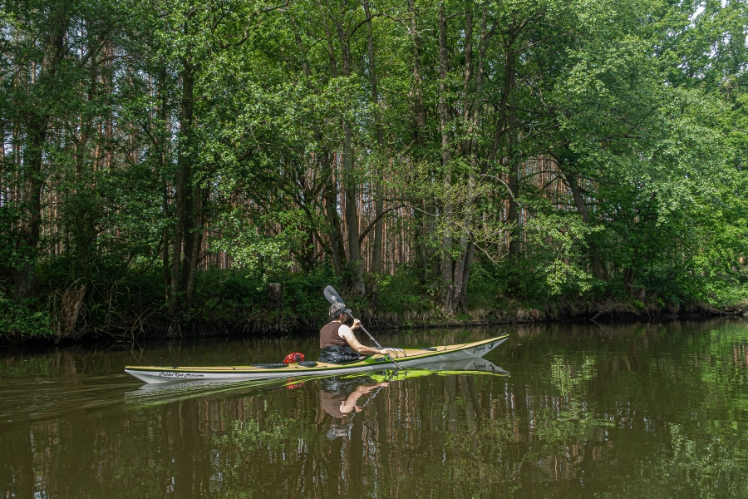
348, 13, 383, 41
358, 204, 407, 245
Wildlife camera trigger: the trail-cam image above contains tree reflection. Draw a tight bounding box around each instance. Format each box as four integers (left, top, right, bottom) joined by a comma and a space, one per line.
2, 322, 747, 498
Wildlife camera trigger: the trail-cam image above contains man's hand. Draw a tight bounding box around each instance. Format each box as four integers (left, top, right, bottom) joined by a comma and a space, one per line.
378, 348, 397, 357
351, 318, 361, 329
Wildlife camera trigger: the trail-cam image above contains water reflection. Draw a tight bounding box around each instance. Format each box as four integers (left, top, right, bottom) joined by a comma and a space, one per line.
1, 321, 748, 498
318, 376, 389, 439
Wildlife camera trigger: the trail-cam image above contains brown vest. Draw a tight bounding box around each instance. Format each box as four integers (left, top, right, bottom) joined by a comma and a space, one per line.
320, 321, 347, 349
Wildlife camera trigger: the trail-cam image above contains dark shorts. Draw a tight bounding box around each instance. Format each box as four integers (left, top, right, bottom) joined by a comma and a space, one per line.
318, 345, 363, 364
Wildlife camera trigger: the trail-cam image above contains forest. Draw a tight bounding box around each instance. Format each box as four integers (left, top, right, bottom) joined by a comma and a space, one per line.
0, 0, 747, 339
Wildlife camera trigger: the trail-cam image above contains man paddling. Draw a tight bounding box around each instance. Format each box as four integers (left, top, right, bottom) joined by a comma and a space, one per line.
319, 302, 394, 363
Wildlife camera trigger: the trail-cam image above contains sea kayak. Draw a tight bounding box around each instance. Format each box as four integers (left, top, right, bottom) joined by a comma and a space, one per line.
125, 334, 508, 384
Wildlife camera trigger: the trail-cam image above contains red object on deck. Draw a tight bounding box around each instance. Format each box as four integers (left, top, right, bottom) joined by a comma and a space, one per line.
283, 352, 305, 364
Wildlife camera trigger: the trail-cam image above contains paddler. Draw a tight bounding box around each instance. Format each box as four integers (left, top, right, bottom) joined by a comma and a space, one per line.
319, 302, 394, 363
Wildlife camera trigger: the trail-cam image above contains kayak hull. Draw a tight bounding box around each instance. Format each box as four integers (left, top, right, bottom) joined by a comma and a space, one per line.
125, 335, 508, 384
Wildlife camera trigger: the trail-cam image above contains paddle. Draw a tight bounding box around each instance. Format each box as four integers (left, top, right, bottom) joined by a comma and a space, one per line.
323, 285, 403, 370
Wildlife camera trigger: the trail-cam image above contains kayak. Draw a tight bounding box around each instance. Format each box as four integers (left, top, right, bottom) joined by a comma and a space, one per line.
124, 357, 509, 410
125, 334, 509, 384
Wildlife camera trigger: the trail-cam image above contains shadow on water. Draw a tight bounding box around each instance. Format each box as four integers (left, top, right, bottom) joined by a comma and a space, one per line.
1, 319, 748, 498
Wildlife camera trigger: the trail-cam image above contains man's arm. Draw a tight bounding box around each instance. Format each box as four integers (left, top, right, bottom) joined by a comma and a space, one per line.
339, 382, 390, 414
338, 325, 391, 356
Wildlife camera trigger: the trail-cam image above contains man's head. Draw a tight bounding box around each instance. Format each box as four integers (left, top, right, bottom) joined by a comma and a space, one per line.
329, 302, 352, 320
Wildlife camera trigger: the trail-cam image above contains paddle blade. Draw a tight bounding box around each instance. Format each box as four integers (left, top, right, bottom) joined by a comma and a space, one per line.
323, 285, 344, 305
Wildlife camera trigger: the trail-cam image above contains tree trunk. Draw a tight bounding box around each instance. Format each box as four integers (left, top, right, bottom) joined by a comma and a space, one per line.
339, 34, 365, 296
323, 154, 347, 274
564, 170, 610, 280
364, 0, 385, 274
623, 266, 635, 292
462, 0, 474, 121
506, 160, 521, 257
162, 193, 170, 300
453, 0, 483, 309
185, 184, 205, 309
456, 240, 475, 311
486, 40, 521, 258
438, 3, 454, 314
294, 30, 346, 276
13, 2, 70, 299
169, 167, 185, 318
180, 187, 195, 294
158, 68, 171, 300
408, 0, 431, 285
414, 208, 429, 284
323, 5, 364, 294
342, 123, 365, 296
408, 0, 426, 154
169, 55, 195, 320
506, 69, 521, 259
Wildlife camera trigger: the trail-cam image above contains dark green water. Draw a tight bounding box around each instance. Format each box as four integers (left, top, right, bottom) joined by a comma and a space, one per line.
2, 320, 748, 498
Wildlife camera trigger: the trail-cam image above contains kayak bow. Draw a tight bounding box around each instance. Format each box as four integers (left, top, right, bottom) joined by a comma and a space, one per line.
125, 334, 509, 384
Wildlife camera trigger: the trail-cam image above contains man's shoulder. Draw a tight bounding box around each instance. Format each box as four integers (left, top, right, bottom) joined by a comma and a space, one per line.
337, 324, 353, 337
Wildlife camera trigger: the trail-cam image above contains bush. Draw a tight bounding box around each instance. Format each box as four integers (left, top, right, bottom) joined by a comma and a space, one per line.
0, 291, 54, 338
375, 266, 434, 314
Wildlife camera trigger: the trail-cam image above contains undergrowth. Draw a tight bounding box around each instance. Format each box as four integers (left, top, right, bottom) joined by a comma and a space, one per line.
1, 259, 746, 341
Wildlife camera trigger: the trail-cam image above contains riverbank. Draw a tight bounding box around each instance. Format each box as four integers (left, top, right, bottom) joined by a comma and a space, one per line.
2, 266, 747, 344
365, 300, 748, 329
3, 292, 746, 345
249, 298, 748, 332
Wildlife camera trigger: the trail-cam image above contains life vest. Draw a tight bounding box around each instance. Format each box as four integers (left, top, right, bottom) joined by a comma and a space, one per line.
319, 321, 348, 349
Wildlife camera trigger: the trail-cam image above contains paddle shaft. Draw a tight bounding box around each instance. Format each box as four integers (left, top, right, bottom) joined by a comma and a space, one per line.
346, 313, 403, 370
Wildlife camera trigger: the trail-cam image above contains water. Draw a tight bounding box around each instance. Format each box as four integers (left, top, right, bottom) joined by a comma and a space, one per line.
2, 320, 748, 498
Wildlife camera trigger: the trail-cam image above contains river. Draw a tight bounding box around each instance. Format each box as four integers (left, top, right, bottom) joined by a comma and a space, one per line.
2, 320, 747, 498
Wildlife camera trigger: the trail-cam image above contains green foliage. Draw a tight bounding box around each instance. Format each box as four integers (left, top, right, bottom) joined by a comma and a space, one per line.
212, 209, 312, 283
463, 263, 506, 311
375, 266, 435, 314
523, 211, 596, 298
1, 0, 747, 339
0, 292, 53, 338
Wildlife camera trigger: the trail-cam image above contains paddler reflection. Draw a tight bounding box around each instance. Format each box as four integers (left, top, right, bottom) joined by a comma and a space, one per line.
316, 375, 389, 439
